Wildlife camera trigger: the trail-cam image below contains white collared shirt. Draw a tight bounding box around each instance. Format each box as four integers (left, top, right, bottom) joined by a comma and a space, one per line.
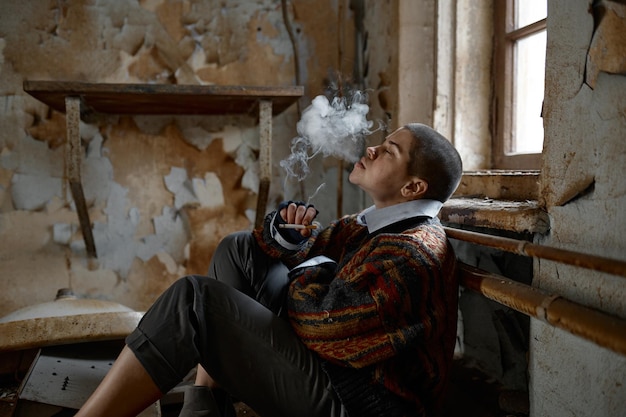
357, 199, 443, 234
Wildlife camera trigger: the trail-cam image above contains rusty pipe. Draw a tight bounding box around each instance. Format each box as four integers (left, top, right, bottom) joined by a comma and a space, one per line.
458, 262, 626, 356
444, 227, 626, 279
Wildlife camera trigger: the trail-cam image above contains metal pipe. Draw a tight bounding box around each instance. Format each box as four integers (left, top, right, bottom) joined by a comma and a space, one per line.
444, 226, 626, 278
458, 262, 626, 356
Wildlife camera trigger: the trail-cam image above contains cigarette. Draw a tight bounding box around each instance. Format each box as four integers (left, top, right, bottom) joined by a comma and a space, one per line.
278, 224, 318, 230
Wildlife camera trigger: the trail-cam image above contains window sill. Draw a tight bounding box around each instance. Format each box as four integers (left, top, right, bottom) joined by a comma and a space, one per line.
439, 171, 549, 234
440, 197, 549, 234
455, 170, 540, 201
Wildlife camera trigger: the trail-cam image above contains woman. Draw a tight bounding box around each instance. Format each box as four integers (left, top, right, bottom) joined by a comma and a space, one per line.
75, 123, 463, 417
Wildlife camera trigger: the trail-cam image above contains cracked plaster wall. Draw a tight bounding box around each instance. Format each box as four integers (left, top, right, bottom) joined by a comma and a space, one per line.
0, 0, 360, 316
531, 1, 626, 416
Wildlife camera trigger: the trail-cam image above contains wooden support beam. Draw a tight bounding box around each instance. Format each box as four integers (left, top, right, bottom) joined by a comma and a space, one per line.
65, 96, 97, 258
255, 100, 273, 228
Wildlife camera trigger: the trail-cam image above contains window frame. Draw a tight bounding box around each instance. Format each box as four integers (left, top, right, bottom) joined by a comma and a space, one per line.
493, 0, 546, 170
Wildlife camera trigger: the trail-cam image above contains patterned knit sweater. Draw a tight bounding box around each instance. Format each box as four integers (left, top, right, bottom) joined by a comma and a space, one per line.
253, 211, 458, 417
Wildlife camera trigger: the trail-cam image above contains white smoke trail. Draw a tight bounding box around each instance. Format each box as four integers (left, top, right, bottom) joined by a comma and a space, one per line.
280, 92, 374, 182
306, 183, 326, 205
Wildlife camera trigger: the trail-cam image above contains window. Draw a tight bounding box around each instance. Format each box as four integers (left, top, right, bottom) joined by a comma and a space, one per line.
494, 0, 547, 169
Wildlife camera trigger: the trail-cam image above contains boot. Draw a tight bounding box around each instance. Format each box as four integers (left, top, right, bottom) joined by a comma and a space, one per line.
177, 385, 221, 417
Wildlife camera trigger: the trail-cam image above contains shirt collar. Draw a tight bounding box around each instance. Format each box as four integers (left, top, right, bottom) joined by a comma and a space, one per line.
357, 199, 443, 233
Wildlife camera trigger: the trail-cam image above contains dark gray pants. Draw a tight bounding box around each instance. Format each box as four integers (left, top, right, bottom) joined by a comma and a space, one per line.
126, 231, 344, 417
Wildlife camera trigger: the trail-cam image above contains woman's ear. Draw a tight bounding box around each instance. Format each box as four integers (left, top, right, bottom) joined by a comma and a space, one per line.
401, 177, 428, 199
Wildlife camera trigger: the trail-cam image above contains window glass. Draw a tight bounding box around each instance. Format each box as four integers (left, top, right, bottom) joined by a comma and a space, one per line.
516, 0, 547, 28
512, 30, 546, 154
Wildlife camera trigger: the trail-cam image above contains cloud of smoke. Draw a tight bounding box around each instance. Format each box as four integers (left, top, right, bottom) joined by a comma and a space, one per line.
280, 91, 373, 182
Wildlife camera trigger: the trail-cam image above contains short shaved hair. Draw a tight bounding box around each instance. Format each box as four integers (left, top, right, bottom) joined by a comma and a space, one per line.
404, 123, 463, 203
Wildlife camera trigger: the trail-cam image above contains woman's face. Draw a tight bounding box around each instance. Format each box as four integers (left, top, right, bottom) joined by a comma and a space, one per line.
349, 127, 422, 208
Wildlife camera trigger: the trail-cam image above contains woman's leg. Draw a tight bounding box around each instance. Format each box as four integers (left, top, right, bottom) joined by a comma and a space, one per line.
185, 231, 291, 416
77, 232, 341, 417
74, 346, 162, 417
207, 231, 290, 316
194, 365, 215, 386
192, 230, 291, 389
125, 275, 342, 417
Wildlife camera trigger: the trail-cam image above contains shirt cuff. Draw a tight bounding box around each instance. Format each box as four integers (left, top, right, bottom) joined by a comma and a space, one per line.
270, 212, 302, 250
293, 255, 336, 269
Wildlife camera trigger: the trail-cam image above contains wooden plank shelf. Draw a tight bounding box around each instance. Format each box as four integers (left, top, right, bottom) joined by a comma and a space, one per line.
23, 81, 303, 116
23, 81, 304, 258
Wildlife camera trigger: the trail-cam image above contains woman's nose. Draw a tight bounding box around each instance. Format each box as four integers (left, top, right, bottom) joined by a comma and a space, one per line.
366, 146, 377, 159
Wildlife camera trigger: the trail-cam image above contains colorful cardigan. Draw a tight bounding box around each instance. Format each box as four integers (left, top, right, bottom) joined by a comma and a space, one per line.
253, 212, 458, 417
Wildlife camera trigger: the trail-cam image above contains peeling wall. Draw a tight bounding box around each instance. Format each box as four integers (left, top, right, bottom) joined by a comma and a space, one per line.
532, 1, 626, 416
362, 0, 396, 134
0, 0, 361, 316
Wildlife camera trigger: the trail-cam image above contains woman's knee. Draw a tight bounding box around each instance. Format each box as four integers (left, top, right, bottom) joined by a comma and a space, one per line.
213, 231, 254, 260
149, 275, 204, 313
208, 231, 256, 282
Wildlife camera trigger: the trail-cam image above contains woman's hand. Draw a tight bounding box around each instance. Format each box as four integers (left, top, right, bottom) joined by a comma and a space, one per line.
279, 202, 318, 238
